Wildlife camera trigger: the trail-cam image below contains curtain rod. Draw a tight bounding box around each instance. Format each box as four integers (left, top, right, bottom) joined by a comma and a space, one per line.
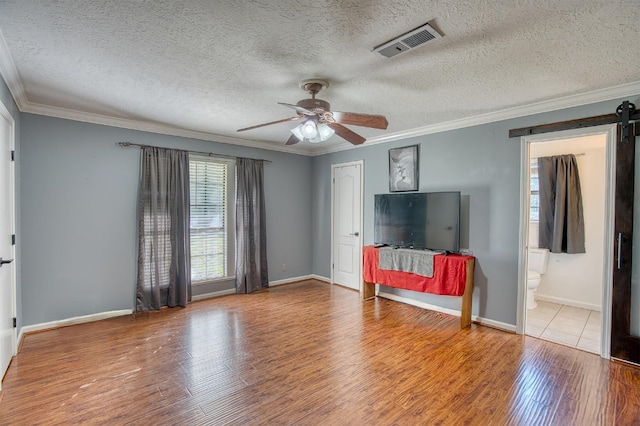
117, 141, 272, 163
531, 153, 586, 158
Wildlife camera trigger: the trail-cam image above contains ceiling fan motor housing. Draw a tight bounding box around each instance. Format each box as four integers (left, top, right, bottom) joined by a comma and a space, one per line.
297, 98, 330, 111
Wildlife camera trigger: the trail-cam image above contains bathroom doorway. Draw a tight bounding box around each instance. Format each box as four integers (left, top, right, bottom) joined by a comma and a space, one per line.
517, 125, 616, 357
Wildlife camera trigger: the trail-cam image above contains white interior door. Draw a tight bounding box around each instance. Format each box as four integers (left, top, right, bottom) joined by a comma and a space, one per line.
332, 162, 362, 291
0, 102, 16, 386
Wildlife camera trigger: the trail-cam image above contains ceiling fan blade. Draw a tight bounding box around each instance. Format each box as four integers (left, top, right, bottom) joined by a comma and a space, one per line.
237, 116, 302, 132
330, 111, 388, 129
278, 102, 315, 115
285, 134, 301, 145
327, 123, 366, 145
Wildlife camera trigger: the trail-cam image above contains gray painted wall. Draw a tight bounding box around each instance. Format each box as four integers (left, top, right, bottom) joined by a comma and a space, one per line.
0, 78, 21, 331
312, 95, 640, 326
20, 114, 312, 326
11, 88, 640, 329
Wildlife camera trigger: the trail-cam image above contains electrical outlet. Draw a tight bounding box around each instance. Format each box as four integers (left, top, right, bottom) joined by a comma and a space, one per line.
282, 263, 287, 271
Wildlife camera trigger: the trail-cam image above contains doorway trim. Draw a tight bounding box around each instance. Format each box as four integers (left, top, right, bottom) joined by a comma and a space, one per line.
516, 123, 616, 359
0, 97, 17, 387
330, 160, 364, 292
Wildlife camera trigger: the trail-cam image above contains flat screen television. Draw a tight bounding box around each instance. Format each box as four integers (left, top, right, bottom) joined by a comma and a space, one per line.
374, 191, 461, 252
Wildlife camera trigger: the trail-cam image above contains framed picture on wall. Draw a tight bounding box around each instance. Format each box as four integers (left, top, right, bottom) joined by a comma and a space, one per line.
389, 144, 419, 192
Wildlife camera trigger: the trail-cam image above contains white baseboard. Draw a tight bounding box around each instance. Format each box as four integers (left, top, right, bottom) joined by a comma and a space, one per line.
192, 288, 236, 301
193, 275, 331, 298
472, 317, 517, 333
269, 274, 330, 286
535, 293, 601, 312
19, 309, 133, 340
378, 291, 462, 317
377, 291, 516, 333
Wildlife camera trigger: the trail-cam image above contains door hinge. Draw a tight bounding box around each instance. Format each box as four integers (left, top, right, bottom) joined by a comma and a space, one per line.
13, 317, 16, 328
11, 150, 15, 161
12, 234, 15, 245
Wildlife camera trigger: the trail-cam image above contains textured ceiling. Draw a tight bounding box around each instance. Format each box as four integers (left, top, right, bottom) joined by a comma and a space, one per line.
0, 0, 639, 155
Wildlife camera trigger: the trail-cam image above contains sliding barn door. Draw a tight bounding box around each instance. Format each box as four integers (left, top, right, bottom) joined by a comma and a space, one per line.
612, 121, 640, 364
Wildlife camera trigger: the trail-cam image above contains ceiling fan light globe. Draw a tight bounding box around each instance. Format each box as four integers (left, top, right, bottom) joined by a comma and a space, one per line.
300, 120, 318, 138
290, 125, 304, 140
307, 124, 335, 143
317, 123, 335, 141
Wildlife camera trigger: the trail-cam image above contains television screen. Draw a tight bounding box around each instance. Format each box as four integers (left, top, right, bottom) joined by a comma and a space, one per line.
374, 191, 460, 252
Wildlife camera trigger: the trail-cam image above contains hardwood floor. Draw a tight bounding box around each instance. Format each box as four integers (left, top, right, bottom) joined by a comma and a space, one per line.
1, 280, 639, 425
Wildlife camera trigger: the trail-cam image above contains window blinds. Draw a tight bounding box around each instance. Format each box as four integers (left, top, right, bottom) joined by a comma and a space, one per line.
189, 157, 228, 282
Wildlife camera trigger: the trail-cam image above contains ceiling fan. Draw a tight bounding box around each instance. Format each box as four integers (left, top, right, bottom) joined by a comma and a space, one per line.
237, 79, 388, 146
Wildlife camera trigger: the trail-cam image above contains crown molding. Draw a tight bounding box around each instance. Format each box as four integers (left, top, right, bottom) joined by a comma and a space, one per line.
309, 80, 640, 156
21, 101, 309, 155
18, 78, 640, 157
12, 79, 640, 158
0, 27, 28, 110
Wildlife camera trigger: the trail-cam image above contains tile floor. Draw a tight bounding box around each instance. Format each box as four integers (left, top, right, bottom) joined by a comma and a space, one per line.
525, 300, 601, 354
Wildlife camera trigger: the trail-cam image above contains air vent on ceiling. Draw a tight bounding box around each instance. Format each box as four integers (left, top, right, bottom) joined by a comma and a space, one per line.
374, 22, 442, 58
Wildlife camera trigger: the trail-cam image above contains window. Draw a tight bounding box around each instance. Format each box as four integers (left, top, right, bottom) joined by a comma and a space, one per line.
189, 155, 235, 283
530, 158, 539, 221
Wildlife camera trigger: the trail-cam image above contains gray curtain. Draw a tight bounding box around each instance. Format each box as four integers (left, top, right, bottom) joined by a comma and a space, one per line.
538, 154, 585, 254
136, 146, 191, 310
235, 158, 269, 293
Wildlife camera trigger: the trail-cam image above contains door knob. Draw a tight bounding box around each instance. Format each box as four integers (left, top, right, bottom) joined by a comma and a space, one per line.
349, 232, 359, 237
0, 258, 13, 267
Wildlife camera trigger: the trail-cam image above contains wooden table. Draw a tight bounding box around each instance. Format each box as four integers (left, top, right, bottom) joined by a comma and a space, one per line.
362, 246, 475, 329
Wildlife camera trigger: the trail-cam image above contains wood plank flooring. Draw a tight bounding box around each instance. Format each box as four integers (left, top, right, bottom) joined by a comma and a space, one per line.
1, 280, 639, 425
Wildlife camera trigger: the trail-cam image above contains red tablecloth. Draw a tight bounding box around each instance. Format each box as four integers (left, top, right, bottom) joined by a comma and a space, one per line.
363, 246, 473, 296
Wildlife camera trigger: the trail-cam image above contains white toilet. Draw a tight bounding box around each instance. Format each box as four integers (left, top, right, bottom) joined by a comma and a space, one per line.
527, 248, 550, 309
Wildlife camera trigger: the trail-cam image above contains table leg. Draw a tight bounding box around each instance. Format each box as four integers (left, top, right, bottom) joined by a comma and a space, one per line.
362, 280, 376, 300
460, 258, 475, 328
